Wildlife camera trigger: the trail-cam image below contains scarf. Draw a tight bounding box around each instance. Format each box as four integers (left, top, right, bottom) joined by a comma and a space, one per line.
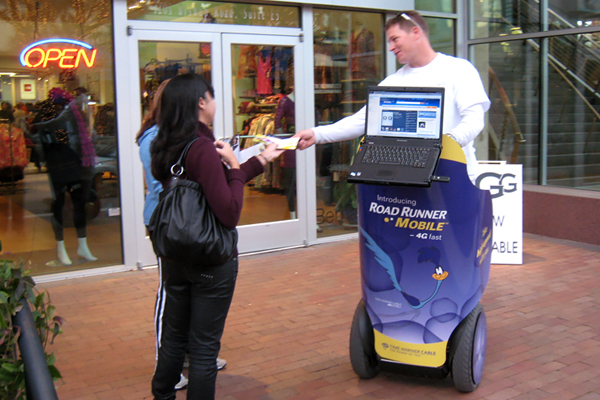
68, 100, 96, 167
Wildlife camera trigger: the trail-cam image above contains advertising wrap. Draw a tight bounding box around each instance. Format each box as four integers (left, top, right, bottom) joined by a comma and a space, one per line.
357, 136, 493, 367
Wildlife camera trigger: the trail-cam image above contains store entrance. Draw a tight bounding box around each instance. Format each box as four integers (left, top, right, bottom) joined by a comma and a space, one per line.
129, 30, 306, 266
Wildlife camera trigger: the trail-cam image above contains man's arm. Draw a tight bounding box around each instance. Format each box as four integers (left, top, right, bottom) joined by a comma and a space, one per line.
445, 104, 486, 146
295, 106, 367, 150
446, 60, 491, 146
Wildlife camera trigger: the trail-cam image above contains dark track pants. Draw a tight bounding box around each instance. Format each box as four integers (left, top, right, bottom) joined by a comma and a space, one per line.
152, 257, 238, 400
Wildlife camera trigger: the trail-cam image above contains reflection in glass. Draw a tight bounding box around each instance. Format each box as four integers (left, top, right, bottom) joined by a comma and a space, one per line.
416, 0, 455, 13
137, 41, 212, 236
138, 41, 212, 117
475, 34, 600, 190
230, 44, 298, 225
312, 9, 385, 237
474, 41, 539, 184
546, 34, 600, 189
0, 0, 119, 275
470, 0, 540, 39
547, 1, 600, 30
426, 17, 455, 55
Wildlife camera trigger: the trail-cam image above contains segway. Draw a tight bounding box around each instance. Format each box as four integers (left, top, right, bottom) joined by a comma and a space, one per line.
349, 136, 492, 392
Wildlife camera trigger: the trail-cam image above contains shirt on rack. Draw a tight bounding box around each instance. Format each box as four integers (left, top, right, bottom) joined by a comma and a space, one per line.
257, 52, 273, 95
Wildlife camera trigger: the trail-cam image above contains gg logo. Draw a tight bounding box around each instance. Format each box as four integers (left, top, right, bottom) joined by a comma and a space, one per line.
475, 172, 517, 199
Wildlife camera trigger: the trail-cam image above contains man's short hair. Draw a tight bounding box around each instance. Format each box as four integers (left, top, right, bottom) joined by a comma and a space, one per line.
385, 10, 429, 37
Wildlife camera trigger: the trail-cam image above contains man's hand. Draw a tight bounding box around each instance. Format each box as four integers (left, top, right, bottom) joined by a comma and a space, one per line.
293, 128, 316, 150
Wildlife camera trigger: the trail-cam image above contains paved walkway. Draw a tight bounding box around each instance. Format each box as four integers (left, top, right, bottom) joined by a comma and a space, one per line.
39, 234, 600, 399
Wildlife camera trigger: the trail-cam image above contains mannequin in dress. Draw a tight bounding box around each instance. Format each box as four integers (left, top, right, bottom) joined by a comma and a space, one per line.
32, 88, 97, 265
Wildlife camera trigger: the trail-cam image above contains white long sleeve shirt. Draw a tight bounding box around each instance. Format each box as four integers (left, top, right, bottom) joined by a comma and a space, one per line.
313, 53, 491, 178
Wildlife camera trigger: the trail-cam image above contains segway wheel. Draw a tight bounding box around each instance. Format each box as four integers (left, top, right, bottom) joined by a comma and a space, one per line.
451, 303, 487, 392
349, 299, 380, 379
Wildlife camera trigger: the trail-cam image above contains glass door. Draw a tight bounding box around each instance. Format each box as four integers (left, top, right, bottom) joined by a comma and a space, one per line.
222, 34, 306, 254
127, 30, 223, 267
128, 30, 305, 266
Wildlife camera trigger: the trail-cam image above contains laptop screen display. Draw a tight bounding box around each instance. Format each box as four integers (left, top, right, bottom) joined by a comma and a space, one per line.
365, 87, 444, 140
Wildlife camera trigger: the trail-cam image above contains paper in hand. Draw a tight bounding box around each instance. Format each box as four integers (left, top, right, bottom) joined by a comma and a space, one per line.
255, 135, 299, 150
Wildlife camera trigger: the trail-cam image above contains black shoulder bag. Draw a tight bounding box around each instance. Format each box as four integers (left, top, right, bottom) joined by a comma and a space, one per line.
148, 139, 238, 266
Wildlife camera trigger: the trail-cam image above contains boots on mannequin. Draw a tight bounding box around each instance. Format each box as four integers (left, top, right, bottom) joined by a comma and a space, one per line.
77, 237, 98, 261
56, 240, 72, 265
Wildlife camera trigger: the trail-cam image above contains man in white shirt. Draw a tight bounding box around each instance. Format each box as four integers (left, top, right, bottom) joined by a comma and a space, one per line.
295, 10, 491, 179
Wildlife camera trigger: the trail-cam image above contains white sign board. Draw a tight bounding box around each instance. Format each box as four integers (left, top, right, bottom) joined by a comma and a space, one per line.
474, 162, 523, 264
20, 79, 36, 100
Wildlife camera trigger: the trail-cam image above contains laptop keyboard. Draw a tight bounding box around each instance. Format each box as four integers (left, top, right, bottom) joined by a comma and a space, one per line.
362, 145, 431, 168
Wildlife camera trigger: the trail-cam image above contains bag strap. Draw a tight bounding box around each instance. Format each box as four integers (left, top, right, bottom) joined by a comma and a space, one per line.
170, 138, 200, 178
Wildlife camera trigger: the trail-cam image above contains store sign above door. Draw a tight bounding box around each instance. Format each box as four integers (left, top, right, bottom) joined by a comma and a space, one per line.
128, 1, 300, 28
20, 39, 97, 69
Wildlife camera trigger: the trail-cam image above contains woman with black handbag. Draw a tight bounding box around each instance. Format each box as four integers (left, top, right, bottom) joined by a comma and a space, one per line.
150, 74, 283, 400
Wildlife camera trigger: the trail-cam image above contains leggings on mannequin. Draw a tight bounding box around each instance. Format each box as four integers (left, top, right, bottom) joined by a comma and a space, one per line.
51, 180, 89, 240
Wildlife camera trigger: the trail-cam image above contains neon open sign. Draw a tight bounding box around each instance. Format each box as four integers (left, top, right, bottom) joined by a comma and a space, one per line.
20, 39, 97, 69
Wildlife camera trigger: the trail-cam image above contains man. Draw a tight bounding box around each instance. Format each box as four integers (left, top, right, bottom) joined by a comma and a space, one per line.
295, 11, 491, 179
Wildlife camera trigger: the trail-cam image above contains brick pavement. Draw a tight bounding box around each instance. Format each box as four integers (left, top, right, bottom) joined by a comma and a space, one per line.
39, 234, 600, 399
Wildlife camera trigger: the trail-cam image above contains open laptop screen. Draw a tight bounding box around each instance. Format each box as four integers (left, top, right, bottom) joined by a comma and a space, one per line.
365, 87, 444, 140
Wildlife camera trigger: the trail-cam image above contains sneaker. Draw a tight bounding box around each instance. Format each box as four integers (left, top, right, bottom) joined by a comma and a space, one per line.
174, 374, 188, 390
181, 357, 226, 370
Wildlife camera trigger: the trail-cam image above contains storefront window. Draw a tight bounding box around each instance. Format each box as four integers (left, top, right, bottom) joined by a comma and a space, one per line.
473, 13, 600, 191
139, 41, 212, 116
426, 17, 455, 56
471, 0, 540, 39
471, 1, 600, 38
0, 0, 119, 274
128, 1, 300, 28
473, 41, 539, 185
230, 44, 297, 225
313, 9, 385, 237
546, 1, 600, 30
416, 0, 455, 13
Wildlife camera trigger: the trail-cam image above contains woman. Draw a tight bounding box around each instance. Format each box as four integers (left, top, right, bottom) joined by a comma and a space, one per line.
136, 79, 169, 228
137, 79, 226, 392
150, 74, 283, 400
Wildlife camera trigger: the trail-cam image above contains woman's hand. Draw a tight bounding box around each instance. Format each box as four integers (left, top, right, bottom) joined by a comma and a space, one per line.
257, 143, 285, 166
215, 139, 240, 169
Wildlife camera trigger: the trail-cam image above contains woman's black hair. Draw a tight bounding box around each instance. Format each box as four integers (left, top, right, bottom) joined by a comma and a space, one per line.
150, 73, 214, 182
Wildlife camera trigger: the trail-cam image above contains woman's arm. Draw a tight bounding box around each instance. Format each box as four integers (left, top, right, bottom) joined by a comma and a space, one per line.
186, 138, 246, 229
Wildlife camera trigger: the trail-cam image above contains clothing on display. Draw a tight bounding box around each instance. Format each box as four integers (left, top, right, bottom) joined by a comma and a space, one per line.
257, 51, 273, 95
142, 57, 211, 113
237, 45, 258, 78
232, 45, 296, 193
349, 24, 377, 79
0, 122, 28, 183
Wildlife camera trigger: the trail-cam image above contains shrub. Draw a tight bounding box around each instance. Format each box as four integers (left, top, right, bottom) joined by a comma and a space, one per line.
0, 241, 63, 399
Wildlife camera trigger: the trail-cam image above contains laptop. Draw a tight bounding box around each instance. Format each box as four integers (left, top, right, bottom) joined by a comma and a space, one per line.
347, 86, 446, 187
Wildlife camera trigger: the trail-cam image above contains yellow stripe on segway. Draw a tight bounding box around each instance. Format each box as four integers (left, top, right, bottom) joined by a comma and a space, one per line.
374, 329, 447, 367
440, 135, 466, 164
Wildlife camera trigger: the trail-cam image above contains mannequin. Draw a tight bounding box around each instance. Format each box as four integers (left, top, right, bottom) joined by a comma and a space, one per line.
32, 88, 97, 265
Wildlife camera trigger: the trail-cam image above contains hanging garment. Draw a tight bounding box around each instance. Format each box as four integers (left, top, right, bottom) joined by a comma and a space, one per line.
257, 52, 273, 95
0, 124, 28, 169
237, 45, 258, 78
349, 28, 376, 79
